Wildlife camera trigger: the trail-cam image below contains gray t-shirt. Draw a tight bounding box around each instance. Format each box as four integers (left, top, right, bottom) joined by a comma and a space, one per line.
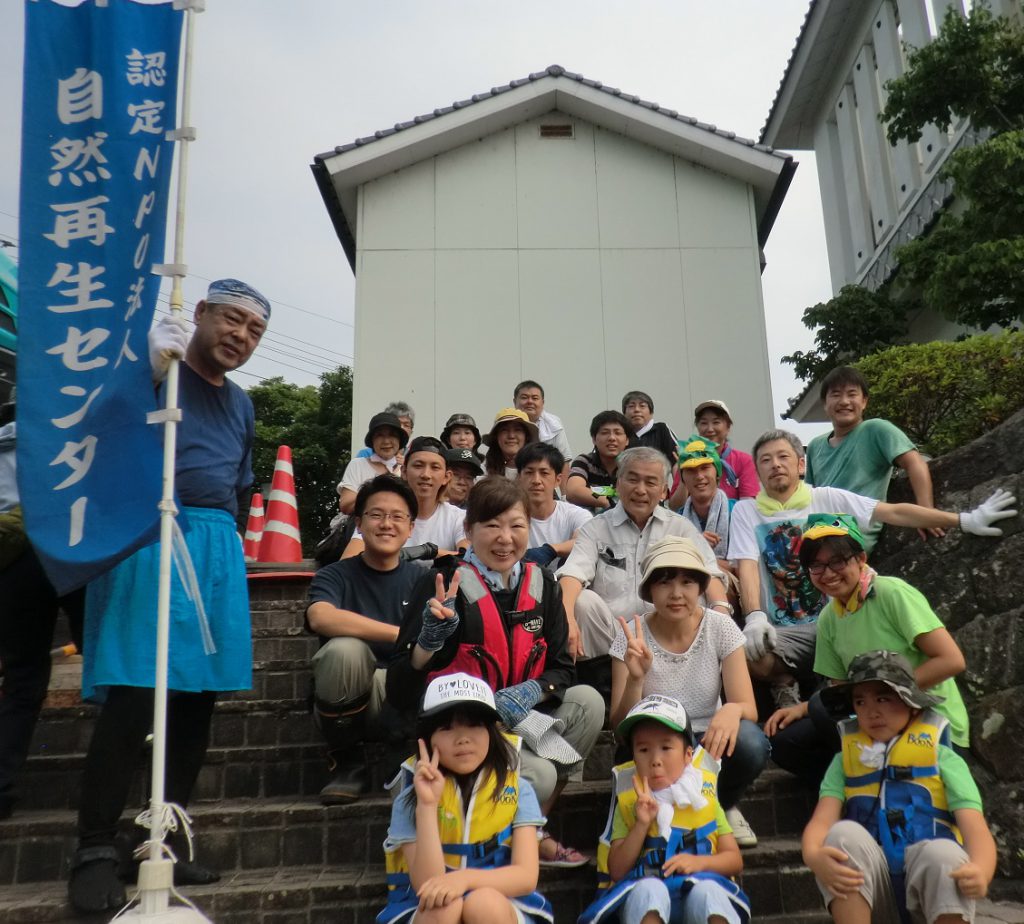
609, 609, 745, 733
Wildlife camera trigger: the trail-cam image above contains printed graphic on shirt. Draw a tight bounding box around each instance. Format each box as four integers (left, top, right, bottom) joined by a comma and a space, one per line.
756, 519, 822, 625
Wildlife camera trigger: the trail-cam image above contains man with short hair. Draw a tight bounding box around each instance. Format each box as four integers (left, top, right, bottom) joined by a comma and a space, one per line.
516, 442, 590, 565
565, 410, 635, 511
307, 475, 422, 803
444, 446, 483, 509
729, 429, 1016, 707
805, 366, 940, 550
621, 390, 677, 466
69, 279, 269, 913
558, 446, 728, 660
514, 379, 571, 460
343, 436, 468, 561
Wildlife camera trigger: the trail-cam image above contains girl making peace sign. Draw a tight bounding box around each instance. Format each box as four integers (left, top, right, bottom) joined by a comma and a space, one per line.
609, 537, 768, 848
379, 673, 552, 924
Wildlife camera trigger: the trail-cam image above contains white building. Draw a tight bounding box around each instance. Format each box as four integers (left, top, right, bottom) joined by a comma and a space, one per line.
313, 65, 795, 454
762, 0, 1022, 421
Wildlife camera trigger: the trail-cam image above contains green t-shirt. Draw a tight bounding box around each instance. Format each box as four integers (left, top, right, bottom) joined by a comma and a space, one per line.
805, 418, 916, 551
813, 575, 969, 746
610, 800, 731, 844
820, 743, 982, 811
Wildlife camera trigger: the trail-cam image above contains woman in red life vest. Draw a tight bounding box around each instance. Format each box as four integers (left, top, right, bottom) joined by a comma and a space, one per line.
387, 476, 604, 867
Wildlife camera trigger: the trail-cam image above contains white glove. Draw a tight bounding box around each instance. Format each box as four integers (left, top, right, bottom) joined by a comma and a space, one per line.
743, 610, 777, 661
147, 315, 190, 381
959, 488, 1017, 537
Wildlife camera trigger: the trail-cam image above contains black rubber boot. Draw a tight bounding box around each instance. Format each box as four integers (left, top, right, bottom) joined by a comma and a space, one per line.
68, 845, 126, 914
314, 694, 369, 805
320, 749, 368, 805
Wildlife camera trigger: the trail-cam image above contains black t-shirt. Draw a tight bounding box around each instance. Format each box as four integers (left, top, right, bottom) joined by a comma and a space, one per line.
637, 421, 679, 467
306, 556, 421, 663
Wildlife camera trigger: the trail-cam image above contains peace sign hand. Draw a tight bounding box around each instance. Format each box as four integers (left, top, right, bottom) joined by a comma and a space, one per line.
633, 774, 658, 827
618, 616, 653, 681
417, 571, 462, 652
413, 737, 445, 806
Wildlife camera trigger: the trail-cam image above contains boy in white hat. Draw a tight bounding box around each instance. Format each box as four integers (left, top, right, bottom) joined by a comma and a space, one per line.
580, 694, 750, 924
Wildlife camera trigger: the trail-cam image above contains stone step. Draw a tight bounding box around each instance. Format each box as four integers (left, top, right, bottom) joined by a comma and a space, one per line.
0, 841, 830, 924
1, 783, 818, 886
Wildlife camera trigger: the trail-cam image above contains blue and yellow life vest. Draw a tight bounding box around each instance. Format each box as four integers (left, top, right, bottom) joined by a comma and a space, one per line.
841, 709, 962, 875
578, 750, 749, 924
378, 737, 552, 924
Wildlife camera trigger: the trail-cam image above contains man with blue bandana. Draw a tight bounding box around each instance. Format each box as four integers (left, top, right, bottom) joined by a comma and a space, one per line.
68, 280, 269, 914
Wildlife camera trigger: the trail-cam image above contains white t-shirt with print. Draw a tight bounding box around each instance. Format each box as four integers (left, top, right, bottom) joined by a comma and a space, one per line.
727, 486, 877, 627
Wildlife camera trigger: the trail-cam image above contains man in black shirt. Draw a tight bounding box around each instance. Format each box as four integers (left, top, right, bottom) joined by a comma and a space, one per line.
306, 475, 421, 803
622, 389, 678, 466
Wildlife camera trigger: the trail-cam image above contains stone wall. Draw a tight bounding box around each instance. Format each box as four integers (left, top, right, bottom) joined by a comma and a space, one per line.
873, 407, 1024, 877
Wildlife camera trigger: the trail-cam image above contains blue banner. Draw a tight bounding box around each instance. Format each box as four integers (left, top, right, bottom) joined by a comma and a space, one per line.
18, 0, 183, 595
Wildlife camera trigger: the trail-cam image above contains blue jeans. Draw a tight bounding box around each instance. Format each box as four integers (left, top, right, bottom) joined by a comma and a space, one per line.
714, 718, 770, 809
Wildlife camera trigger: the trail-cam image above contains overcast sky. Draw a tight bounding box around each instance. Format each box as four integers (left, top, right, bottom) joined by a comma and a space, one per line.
0, 0, 833, 442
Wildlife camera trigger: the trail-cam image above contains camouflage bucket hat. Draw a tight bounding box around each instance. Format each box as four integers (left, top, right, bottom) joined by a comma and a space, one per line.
820, 649, 944, 717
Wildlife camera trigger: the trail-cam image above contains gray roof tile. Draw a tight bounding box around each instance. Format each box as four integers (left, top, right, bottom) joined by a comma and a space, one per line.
322, 64, 787, 160
760, 0, 819, 143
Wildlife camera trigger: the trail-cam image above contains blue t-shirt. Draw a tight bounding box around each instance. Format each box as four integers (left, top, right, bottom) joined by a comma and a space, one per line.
307, 556, 421, 662
387, 774, 545, 845
165, 363, 254, 516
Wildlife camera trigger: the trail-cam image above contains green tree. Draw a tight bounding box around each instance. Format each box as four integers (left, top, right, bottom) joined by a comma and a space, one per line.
854, 332, 1024, 456
782, 285, 910, 384
882, 5, 1024, 328
785, 5, 1024, 392
247, 366, 352, 555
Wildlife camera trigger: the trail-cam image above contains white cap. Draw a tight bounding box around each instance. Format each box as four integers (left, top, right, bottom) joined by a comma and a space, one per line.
616, 694, 694, 744
420, 672, 499, 719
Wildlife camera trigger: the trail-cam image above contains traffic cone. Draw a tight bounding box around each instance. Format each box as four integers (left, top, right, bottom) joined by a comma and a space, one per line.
242, 492, 264, 562
257, 446, 303, 562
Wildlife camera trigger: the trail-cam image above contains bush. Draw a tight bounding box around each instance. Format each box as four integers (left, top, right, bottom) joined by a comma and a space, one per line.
854, 332, 1024, 457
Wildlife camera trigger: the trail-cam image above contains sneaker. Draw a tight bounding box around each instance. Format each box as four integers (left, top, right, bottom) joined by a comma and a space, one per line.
770, 680, 802, 710
538, 830, 589, 868
725, 806, 757, 848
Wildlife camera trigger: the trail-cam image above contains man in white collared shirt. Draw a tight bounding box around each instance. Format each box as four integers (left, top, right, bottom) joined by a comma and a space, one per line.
514, 379, 572, 461
557, 446, 729, 659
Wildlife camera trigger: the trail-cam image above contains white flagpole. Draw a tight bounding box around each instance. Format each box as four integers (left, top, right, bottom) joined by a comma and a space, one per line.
123, 1, 212, 921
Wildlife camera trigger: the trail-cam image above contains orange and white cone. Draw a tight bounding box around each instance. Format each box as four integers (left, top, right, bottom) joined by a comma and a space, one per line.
242, 492, 265, 562
257, 446, 303, 562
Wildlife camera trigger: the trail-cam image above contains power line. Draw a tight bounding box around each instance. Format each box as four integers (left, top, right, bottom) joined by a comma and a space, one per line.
183, 267, 354, 329
154, 295, 354, 363
0, 203, 353, 330
154, 306, 337, 371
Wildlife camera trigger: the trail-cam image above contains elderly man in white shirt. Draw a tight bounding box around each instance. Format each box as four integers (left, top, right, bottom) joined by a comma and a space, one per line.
556, 446, 729, 659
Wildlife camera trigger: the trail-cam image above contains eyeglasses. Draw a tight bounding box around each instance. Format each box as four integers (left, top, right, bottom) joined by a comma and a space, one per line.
807, 554, 855, 577
362, 510, 411, 524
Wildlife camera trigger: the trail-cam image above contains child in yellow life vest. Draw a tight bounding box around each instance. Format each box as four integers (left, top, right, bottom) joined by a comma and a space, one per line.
379, 672, 552, 924
802, 651, 997, 924
579, 695, 749, 924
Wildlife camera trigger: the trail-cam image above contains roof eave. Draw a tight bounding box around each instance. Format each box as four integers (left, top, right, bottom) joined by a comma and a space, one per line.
314, 76, 794, 273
